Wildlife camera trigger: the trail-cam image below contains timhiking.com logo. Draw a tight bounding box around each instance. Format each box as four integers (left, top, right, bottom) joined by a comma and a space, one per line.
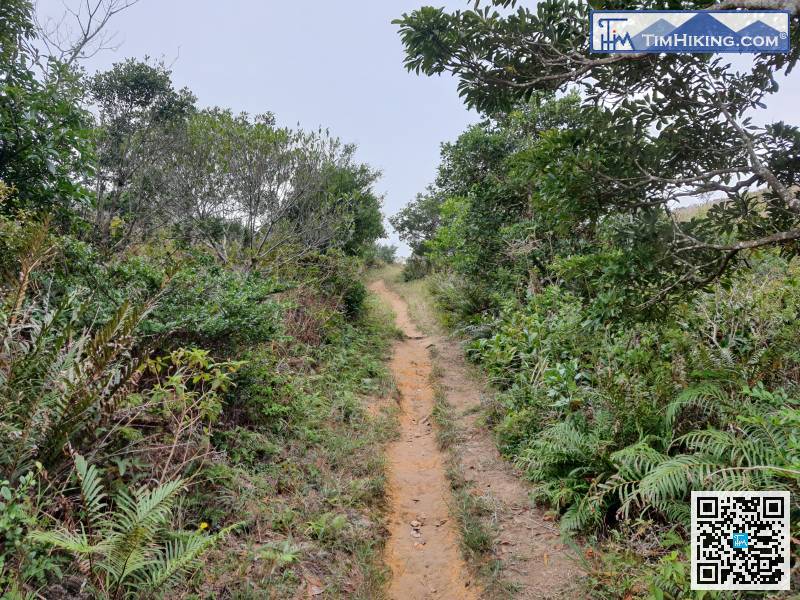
590, 11, 790, 54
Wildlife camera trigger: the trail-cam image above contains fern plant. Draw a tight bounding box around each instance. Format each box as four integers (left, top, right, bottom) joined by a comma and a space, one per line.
598, 391, 799, 531
664, 381, 730, 432
516, 416, 616, 532
29, 455, 234, 599
544, 382, 800, 534
0, 218, 154, 480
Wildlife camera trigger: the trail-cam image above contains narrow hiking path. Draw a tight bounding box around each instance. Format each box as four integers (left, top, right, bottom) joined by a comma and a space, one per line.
428, 309, 584, 600
372, 273, 583, 599
369, 280, 477, 600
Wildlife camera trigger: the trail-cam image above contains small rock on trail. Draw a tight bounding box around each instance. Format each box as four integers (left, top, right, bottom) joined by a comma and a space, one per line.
370, 280, 477, 600
371, 277, 583, 599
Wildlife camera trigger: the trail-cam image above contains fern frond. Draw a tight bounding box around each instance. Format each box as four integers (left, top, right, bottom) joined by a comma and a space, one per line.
28, 528, 103, 555
118, 479, 185, 537
638, 455, 721, 505
610, 438, 668, 480
143, 524, 238, 592
108, 478, 185, 582
74, 454, 107, 532
560, 491, 604, 533
600, 474, 642, 520
658, 500, 690, 525
678, 429, 773, 467
665, 382, 728, 429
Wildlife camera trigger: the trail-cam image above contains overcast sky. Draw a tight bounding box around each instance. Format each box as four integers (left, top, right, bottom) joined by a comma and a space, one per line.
34, 1, 800, 256
35, 0, 479, 256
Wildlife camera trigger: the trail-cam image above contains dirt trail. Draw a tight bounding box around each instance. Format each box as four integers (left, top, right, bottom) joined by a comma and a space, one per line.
432, 319, 584, 599
373, 274, 583, 599
370, 280, 477, 600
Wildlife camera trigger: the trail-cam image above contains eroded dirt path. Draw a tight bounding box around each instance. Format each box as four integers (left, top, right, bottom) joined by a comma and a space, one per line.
374, 272, 584, 599
369, 280, 477, 600
432, 323, 584, 599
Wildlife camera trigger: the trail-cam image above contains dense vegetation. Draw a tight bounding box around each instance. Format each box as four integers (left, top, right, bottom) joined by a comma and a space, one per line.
393, 0, 800, 596
5, 0, 800, 596
1, 2, 398, 598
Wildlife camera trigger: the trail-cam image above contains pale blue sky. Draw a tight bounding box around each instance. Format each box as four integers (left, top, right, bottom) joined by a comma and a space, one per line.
34, 1, 800, 255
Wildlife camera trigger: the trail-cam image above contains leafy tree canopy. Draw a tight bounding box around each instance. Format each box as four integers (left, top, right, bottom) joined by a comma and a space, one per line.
396, 0, 800, 308
0, 0, 92, 217
322, 161, 386, 256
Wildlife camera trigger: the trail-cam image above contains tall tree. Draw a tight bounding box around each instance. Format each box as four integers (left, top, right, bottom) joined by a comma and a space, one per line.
390, 189, 445, 256
321, 159, 385, 256
396, 0, 800, 304
0, 0, 91, 219
161, 110, 383, 268
89, 59, 196, 247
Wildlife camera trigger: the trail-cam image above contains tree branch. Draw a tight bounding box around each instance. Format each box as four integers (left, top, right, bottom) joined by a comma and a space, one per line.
710, 0, 800, 14
31, 0, 141, 69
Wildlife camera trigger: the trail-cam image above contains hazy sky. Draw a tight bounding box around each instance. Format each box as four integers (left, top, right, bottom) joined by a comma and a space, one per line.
35, 0, 479, 256
34, 1, 800, 255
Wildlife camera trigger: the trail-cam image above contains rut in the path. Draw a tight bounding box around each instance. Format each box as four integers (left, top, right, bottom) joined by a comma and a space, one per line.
372, 276, 583, 599
370, 280, 477, 600
430, 315, 584, 599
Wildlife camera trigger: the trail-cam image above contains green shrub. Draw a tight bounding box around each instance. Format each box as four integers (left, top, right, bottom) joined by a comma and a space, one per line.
401, 254, 431, 281
150, 261, 285, 346
342, 279, 367, 319
227, 350, 300, 430
428, 272, 489, 325
30, 455, 236, 599
212, 427, 280, 468
457, 258, 800, 538
0, 469, 61, 589
41, 240, 287, 350
363, 243, 397, 267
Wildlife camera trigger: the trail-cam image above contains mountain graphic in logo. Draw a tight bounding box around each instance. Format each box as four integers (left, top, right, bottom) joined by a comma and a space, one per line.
631, 18, 675, 49
668, 13, 737, 49
735, 20, 781, 40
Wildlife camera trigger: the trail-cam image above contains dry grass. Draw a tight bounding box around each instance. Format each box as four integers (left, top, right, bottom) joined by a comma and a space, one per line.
195, 294, 399, 599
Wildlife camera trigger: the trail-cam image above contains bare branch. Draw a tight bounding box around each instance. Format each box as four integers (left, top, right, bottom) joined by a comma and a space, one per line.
679, 228, 800, 253
706, 69, 800, 214
31, 0, 141, 69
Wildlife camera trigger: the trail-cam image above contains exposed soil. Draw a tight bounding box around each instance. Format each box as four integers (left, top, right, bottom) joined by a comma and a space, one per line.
372, 273, 584, 599
369, 280, 478, 600
432, 323, 584, 599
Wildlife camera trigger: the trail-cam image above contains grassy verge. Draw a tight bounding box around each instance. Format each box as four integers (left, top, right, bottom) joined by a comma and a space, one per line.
195, 292, 399, 599
429, 349, 514, 598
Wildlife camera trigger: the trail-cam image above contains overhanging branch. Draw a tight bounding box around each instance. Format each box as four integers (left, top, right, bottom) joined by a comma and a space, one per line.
710, 0, 800, 14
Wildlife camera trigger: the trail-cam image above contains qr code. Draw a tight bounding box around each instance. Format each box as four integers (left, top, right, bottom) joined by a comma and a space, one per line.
691, 491, 790, 590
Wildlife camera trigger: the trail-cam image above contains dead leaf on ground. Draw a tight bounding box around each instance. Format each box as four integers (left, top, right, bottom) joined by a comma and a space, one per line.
303, 572, 325, 598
